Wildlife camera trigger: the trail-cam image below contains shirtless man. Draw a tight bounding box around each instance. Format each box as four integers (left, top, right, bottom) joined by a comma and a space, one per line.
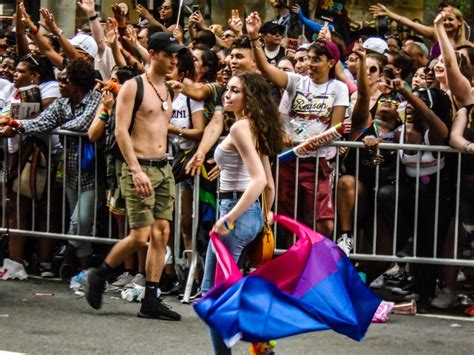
86, 32, 182, 321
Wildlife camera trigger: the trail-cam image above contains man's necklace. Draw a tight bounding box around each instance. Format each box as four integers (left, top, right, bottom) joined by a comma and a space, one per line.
145, 71, 169, 111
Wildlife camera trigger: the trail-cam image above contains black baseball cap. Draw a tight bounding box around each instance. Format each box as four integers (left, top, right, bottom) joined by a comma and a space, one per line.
259, 21, 286, 35
148, 32, 185, 53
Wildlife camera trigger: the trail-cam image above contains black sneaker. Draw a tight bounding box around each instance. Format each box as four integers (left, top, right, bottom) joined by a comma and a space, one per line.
137, 298, 181, 321
178, 281, 202, 301
39, 263, 56, 278
85, 268, 106, 310
160, 275, 182, 295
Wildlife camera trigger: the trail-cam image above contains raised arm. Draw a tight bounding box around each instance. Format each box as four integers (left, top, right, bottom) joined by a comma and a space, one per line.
40, 8, 82, 61
291, 4, 334, 33
351, 48, 371, 129
168, 79, 211, 102
370, 3, 436, 41
88, 90, 114, 142
450, 107, 474, 152
77, 0, 106, 57
15, 0, 31, 57
395, 80, 449, 144
246, 12, 288, 89
434, 12, 473, 108
123, 25, 150, 65
18, 2, 64, 69
136, 4, 167, 32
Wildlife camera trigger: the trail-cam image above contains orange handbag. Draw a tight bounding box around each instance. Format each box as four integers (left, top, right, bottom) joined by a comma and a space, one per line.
248, 190, 275, 267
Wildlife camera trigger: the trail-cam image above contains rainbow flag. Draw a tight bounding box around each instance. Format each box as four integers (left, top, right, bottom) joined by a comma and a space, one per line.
193, 214, 381, 347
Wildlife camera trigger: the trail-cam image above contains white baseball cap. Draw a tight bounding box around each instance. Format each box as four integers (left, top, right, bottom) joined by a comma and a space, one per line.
363, 37, 388, 55
69, 34, 98, 59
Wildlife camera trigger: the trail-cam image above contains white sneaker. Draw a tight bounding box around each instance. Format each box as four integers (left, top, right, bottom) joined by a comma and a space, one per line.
431, 288, 459, 309
164, 246, 173, 266
0, 258, 28, 280
111, 272, 134, 287
385, 263, 401, 276
336, 234, 353, 256
457, 270, 466, 282
369, 274, 385, 289
125, 273, 145, 288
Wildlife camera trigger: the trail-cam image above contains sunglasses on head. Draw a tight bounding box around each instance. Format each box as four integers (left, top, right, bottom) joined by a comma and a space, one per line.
378, 97, 400, 106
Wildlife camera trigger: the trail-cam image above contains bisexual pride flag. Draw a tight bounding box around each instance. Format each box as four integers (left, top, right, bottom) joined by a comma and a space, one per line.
193, 214, 381, 347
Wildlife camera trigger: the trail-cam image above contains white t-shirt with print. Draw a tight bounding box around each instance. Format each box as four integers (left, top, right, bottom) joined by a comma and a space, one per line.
169, 93, 204, 150
282, 73, 349, 158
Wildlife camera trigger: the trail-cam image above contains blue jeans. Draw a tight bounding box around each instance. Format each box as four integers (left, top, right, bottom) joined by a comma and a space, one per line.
201, 197, 263, 355
66, 187, 96, 258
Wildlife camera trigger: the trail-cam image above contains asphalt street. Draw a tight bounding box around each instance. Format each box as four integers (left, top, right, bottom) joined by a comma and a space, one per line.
1, 278, 473, 355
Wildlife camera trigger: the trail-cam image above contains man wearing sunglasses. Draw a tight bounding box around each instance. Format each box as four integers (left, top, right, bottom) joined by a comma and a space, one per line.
259, 21, 286, 66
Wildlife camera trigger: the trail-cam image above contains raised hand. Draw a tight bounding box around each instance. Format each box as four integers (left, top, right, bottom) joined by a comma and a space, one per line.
111, 3, 127, 28
123, 25, 137, 46
369, 3, 391, 18
105, 17, 119, 46
291, 4, 300, 14
18, 1, 36, 31
40, 8, 61, 36
228, 9, 242, 34
434, 11, 446, 27
77, 0, 96, 18
245, 11, 261, 38
136, 4, 152, 19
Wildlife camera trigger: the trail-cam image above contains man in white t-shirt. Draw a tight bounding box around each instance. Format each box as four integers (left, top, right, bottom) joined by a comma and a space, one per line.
247, 12, 349, 241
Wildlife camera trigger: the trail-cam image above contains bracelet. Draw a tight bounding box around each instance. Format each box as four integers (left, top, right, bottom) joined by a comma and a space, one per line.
397, 15, 403, 23
249, 36, 260, 42
99, 111, 109, 122
223, 216, 234, 231
54, 29, 64, 38
178, 128, 183, 137
89, 13, 99, 21
463, 141, 472, 152
30, 26, 40, 35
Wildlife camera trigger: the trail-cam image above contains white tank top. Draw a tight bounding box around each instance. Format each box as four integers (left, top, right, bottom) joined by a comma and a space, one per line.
399, 125, 444, 177
214, 144, 251, 192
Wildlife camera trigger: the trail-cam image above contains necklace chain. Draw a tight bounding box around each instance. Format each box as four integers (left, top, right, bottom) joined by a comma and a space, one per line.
145, 71, 169, 107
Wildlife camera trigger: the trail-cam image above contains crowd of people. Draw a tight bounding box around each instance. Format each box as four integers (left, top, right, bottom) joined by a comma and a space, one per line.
0, 0, 473, 351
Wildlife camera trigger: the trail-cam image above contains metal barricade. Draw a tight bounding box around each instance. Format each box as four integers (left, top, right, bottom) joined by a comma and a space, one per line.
2, 131, 473, 296
274, 140, 474, 267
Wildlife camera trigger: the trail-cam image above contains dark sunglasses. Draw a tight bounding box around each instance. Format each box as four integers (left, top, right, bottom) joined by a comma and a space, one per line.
269, 30, 283, 36
423, 67, 434, 75
0, 44, 7, 49
378, 97, 400, 106
368, 65, 379, 74
222, 33, 236, 40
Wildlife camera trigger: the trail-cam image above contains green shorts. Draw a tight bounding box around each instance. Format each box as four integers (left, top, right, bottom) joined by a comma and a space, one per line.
120, 162, 175, 229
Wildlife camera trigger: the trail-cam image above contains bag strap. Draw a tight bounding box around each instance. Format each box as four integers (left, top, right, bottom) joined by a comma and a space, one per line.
128, 75, 144, 135
256, 139, 269, 224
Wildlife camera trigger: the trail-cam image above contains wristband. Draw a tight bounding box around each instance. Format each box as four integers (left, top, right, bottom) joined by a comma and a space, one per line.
10, 119, 21, 129
249, 36, 260, 42
99, 112, 109, 122
397, 15, 403, 23
89, 13, 99, 21
223, 216, 234, 231
463, 141, 472, 152
30, 26, 40, 35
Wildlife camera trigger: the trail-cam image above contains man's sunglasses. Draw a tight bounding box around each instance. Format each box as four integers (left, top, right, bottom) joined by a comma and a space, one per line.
378, 98, 400, 106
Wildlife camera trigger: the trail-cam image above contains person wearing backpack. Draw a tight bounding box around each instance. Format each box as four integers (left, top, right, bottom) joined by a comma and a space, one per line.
85, 32, 183, 321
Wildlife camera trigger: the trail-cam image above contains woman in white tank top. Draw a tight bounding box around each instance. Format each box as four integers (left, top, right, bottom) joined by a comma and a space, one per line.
201, 71, 283, 354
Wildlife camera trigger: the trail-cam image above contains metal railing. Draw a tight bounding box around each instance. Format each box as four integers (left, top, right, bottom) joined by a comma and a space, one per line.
2, 132, 474, 304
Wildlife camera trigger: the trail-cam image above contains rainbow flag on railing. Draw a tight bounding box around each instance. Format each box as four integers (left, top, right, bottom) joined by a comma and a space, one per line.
193, 214, 381, 347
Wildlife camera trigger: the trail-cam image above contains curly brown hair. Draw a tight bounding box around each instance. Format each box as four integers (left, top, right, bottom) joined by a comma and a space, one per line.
232, 71, 283, 156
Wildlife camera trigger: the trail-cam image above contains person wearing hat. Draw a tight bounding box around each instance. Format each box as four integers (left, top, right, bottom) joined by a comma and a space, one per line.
247, 12, 349, 241
259, 21, 287, 66
85, 32, 184, 321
